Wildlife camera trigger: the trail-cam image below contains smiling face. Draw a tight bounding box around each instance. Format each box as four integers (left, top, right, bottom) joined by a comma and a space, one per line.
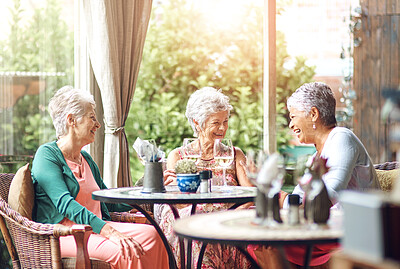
288, 107, 315, 144
73, 103, 101, 145
197, 110, 229, 143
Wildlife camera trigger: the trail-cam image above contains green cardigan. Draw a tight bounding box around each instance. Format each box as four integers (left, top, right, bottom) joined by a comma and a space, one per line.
32, 141, 132, 234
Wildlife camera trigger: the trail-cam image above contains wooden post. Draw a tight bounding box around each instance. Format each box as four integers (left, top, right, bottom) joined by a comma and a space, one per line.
353, 0, 400, 162
263, 0, 277, 154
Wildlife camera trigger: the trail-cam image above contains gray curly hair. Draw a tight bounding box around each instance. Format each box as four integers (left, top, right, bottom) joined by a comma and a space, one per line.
287, 82, 337, 126
48, 85, 96, 138
185, 87, 233, 137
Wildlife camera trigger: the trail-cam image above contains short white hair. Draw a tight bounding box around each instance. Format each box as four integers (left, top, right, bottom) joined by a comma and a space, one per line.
48, 85, 96, 138
287, 82, 337, 126
185, 87, 233, 136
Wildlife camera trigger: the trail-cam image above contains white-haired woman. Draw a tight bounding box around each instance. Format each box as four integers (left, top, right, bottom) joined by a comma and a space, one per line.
164, 87, 251, 187
158, 87, 252, 268
285, 82, 379, 208
253, 82, 380, 269
284, 82, 380, 267
32, 86, 168, 268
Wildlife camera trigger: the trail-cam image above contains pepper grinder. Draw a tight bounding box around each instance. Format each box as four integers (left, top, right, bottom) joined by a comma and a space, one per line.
288, 194, 300, 225
200, 170, 212, 193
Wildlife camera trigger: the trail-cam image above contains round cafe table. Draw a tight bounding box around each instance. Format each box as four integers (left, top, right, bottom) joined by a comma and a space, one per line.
173, 209, 343, 269
92, 185, 256, 269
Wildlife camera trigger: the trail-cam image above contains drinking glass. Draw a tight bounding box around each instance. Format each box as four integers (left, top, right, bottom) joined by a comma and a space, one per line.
246, 150, 269, 224
245, 149, 269, 185
182, 138, 202, 165
294, 154, 313, 191
264, 153, 285, 227
306, 178, 324, 229
213, 138, 234, 187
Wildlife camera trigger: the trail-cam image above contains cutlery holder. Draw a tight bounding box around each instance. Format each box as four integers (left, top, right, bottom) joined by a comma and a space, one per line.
142, 162, 166, 193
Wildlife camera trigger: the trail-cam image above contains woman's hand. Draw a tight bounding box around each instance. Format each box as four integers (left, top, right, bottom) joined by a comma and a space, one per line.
163, 169, 177, 185
100, 224, 145, 259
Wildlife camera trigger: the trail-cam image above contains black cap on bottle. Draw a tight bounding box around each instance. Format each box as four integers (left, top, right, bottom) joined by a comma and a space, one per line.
199, 170, 212, 179
288, 194, 300, 205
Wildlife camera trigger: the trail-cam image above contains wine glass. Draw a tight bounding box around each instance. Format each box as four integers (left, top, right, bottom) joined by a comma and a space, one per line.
263, 153, 285, 227
294, 154, 313, 191
306, 178, 324, 229
245, 149, 269, 185
246, 150, 269, 224
182, 138, 202, 165
213, 138, 234, 188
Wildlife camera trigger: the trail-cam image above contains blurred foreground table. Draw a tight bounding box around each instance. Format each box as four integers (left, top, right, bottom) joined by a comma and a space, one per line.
93, 185, 256, 269
173, 209, 343, 269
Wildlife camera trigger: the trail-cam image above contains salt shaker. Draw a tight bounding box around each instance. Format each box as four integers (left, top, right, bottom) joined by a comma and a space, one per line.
288, 194, 300, 225
200, 170, 212, 193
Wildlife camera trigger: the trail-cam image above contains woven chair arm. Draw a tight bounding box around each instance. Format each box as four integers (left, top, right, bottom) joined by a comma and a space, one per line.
109, 211, 152, 224
0, 199, 96, 269
53, 224, 92, 238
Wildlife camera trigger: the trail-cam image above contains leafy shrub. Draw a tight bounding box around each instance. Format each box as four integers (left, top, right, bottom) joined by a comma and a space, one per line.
127, 0, 315, 183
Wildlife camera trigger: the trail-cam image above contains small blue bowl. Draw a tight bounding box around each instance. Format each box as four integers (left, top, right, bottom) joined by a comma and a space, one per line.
176, 174, 200, 193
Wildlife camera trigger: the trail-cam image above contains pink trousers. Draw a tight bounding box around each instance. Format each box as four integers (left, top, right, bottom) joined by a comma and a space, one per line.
60, 221, 169, 269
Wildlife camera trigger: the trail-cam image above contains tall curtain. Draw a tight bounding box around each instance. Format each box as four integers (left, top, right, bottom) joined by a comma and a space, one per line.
82, 0, 152, 188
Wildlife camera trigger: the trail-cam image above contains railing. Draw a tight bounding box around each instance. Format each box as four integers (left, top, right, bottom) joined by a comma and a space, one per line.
0, 155, 33, 173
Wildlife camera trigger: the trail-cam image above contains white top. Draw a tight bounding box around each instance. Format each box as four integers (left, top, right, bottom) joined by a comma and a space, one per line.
285, 127, 380, 207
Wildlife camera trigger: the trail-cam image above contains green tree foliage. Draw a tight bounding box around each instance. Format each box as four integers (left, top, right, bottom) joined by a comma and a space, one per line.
126, 0, 315, 182
0, 0, 73, 156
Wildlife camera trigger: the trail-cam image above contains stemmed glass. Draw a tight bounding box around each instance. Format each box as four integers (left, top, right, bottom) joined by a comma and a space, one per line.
263, 153, 285, 227
246, 150, 269, 224
294, 155, 313, 192
294, 155, 323, 229
305, 178, 324, 229
213, 138, 234, 188
245, 149, 269, 185
182, 138, 202, 165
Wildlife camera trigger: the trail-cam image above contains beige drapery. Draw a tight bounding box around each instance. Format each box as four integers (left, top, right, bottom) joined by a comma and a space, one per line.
82, 0, 152, 188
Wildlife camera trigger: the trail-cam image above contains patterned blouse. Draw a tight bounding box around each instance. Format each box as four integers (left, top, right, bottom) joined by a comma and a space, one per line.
157, 147, 251, 268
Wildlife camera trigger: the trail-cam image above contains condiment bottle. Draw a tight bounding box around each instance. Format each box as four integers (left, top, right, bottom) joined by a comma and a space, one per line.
200, 170, 212, 193
288, 194, 300, 225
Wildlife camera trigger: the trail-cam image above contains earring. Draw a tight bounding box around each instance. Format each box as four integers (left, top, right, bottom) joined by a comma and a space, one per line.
312, 123, 316, 130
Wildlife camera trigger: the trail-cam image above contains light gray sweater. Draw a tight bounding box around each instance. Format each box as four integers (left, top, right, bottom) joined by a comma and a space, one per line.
287, 127, 380, 207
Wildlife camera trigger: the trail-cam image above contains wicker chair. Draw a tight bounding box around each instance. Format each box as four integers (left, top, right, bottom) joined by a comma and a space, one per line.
0, 173, 151, 268
374, 161, 400, 171
374, 161, 400, 192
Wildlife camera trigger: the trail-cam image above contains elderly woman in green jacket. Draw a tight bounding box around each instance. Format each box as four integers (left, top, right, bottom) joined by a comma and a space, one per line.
32, 86, 168, 268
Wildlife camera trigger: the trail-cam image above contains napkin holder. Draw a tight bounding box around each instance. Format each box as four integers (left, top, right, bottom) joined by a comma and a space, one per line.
254, 189, 282, 225
141, 162, 166, 193
304, 181, 330, 224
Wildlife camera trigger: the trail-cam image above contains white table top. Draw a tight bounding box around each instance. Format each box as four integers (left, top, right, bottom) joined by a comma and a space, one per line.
173, 209, 343, 245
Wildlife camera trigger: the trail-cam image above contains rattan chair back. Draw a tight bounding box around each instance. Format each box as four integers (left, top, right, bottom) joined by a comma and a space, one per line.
374, 161, 400, 170
0, 173, 14, 202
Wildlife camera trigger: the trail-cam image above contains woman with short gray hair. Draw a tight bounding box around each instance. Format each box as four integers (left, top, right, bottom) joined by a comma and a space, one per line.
159, 87, 252, 268
285, 82, 379, 207
276, 82, 380, 268
32, 86, 168, 268
164, 87, 248, 186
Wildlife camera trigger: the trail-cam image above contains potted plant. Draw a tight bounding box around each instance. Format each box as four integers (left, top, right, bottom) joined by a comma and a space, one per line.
175, 159, 200, 193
